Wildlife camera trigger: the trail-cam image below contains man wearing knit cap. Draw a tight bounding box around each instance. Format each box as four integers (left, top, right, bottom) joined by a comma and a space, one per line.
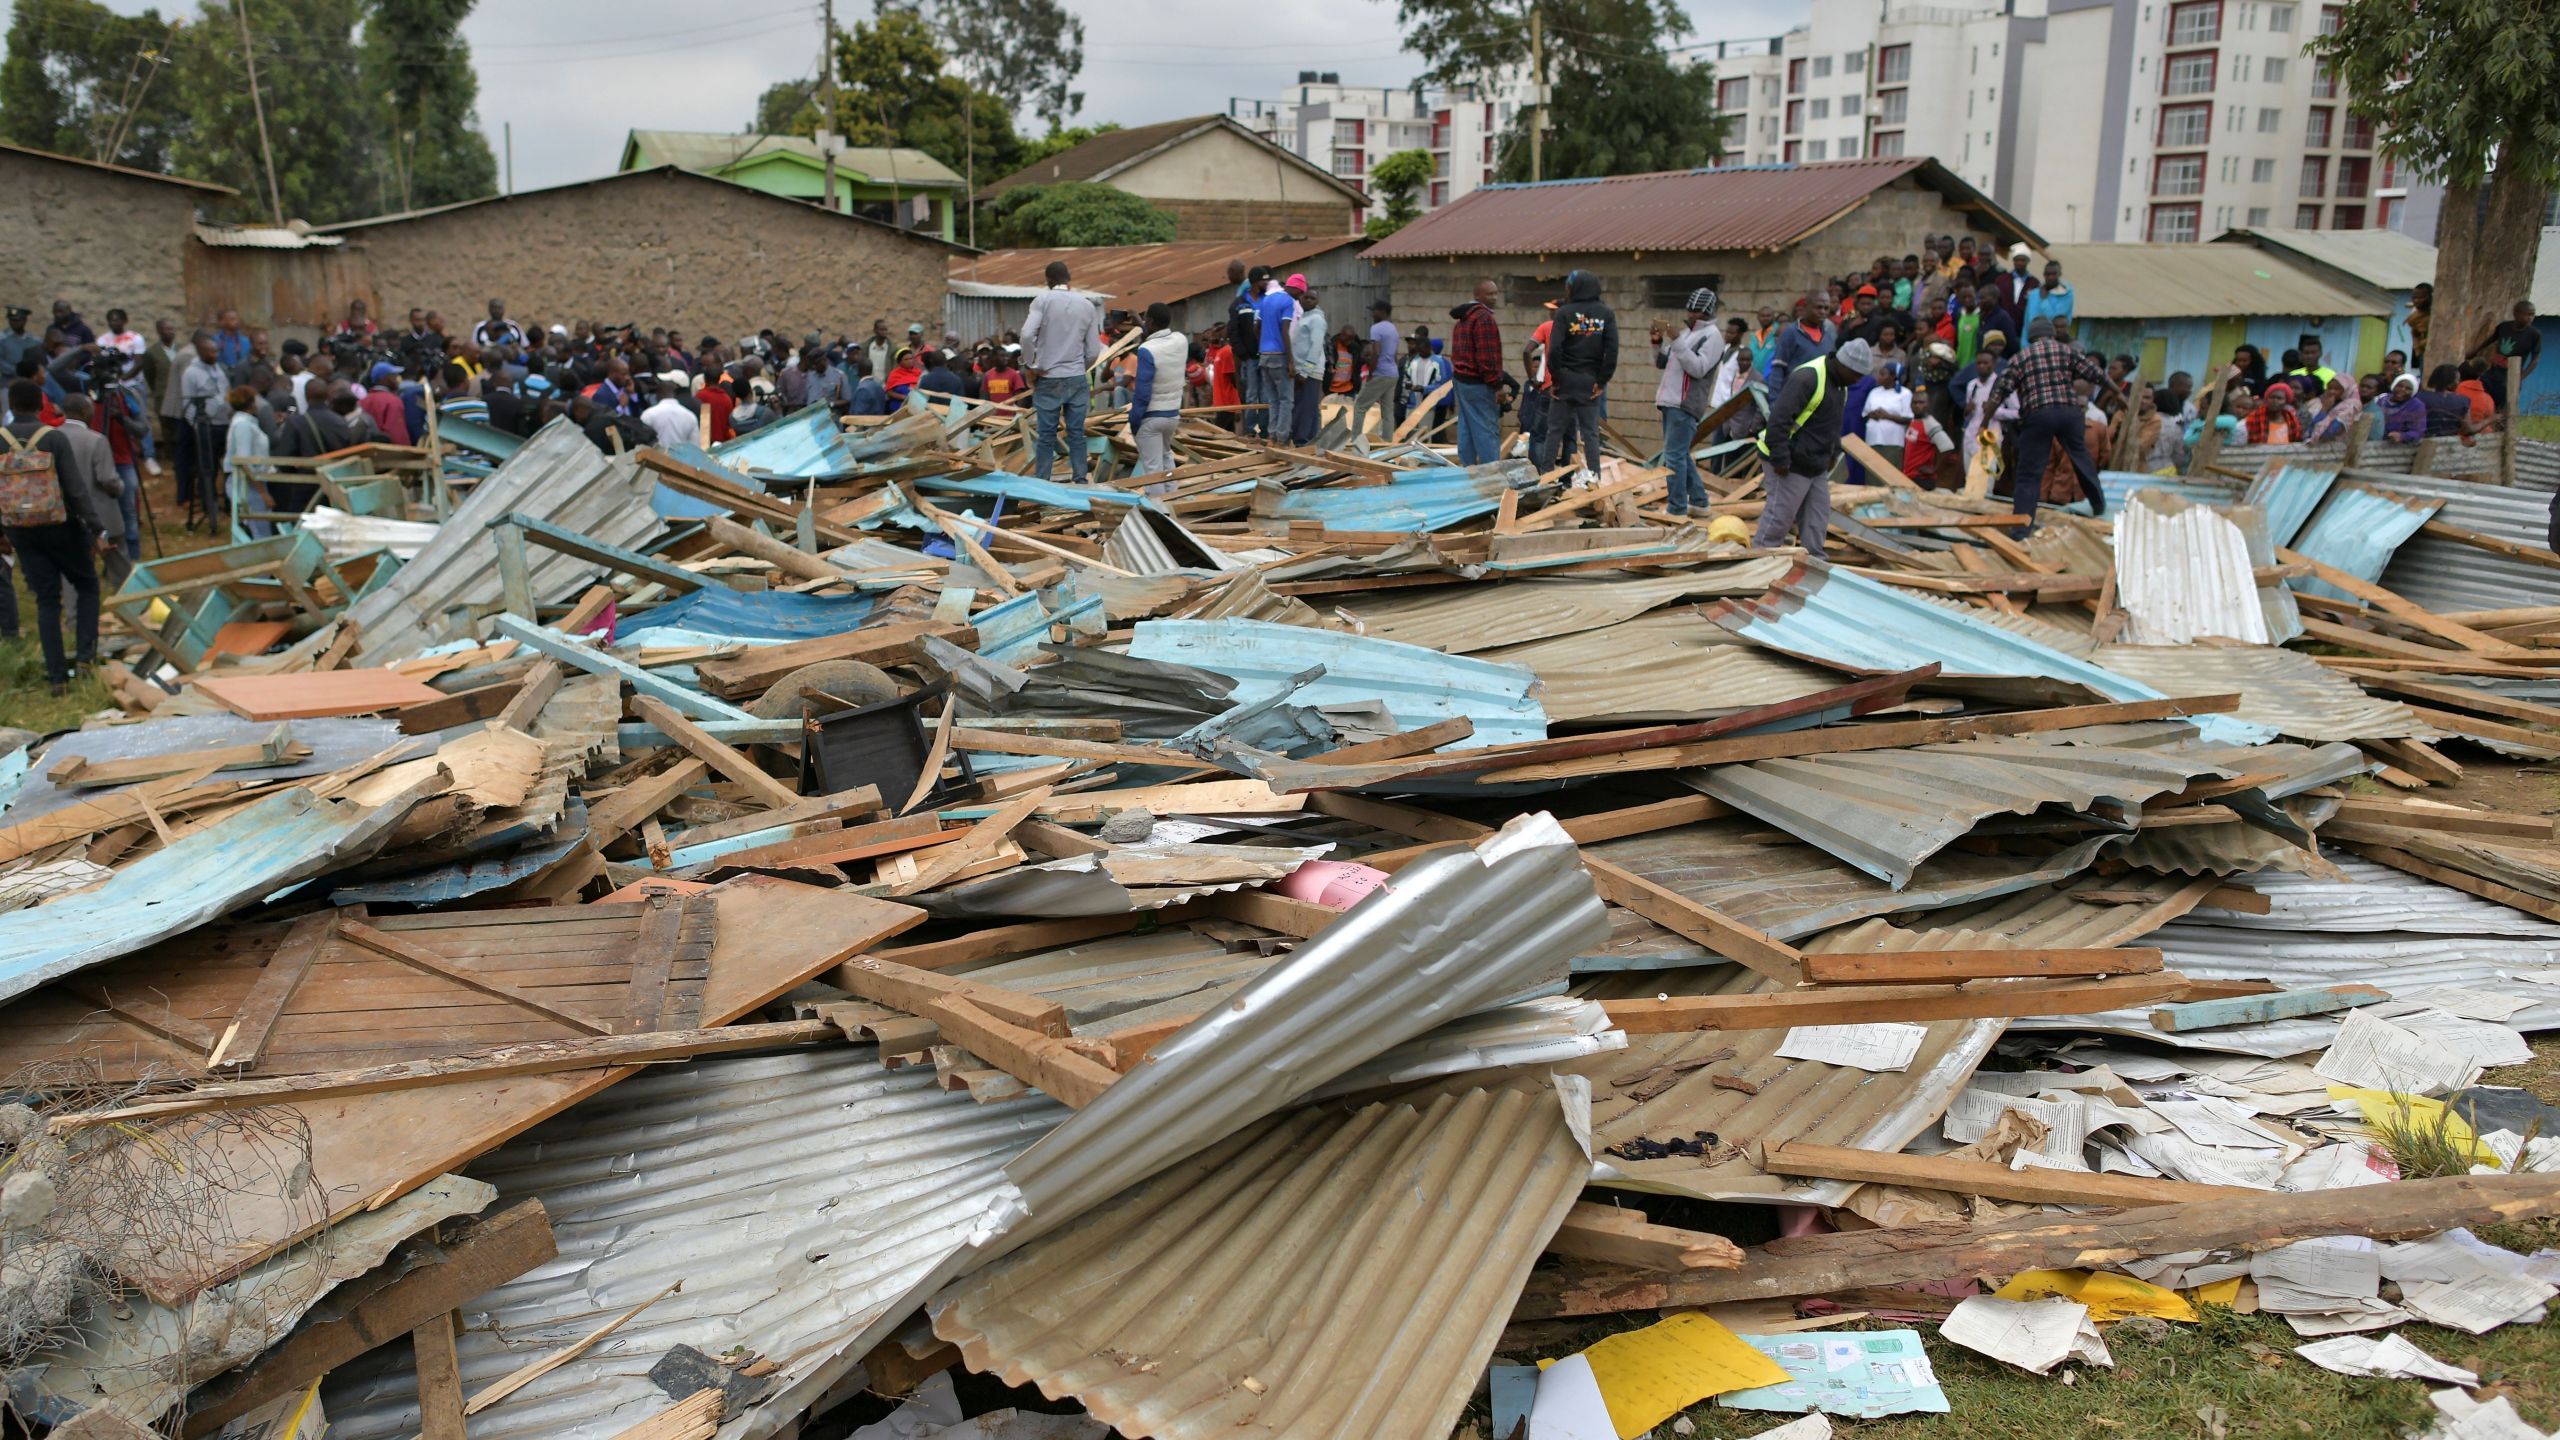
1752, 337, 1877, 559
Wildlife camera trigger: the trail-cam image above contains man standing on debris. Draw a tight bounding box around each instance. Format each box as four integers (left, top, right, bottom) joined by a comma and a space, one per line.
1540, 270, 1617, 481
1652, 287, 1724, 518
1252, 267, 1299, 447
1285, 276, 1328, 447
1984, 315, 2121, 527
1225, 259, 1263, 438
1751, 337, 1876, 560
1020, 259, 1103, 483
1448, 279, 1503, 466
1131, 302, 1187, 475
5, 378, 113, 695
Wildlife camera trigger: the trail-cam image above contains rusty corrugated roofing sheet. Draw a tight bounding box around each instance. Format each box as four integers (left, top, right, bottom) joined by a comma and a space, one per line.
1365, 157, 2038, 260
2093, 645, 2436, 743
949, 235, 1368, 313
1485, 612, 1843, 724
932, 1084, 1588, 1440
1339, 560, 1792, 654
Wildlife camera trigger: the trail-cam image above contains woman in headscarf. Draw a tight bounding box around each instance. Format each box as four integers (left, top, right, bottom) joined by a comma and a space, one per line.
2382, 373, 2428, 442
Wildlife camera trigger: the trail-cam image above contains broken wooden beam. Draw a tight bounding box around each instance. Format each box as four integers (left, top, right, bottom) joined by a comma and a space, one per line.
2147, 983, 2390, 1033
1601, 973, 2192, 1032
1546, 1201, 1745, 1272
1760, 1140, 2261, 1208
1800, 947, 2164, 985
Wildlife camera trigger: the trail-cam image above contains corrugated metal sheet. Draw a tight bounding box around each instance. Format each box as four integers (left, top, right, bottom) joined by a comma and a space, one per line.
975, 812, 1607, 1255
1703, 561, 2273, 742
1126, 618, 1549, 747
1684, 735, 2229, 888
2368, 469, 2560, 613
1339, 561, 1791, 654
0, 786, 418, 1006
952, 236, 1368, 311
2096, 471, 2248, 517
2113, 492, 2271, 645
2240, 464, 2339, 548
323, 1049, 1070, 1440
2043, 243, 2390, 320
1107, 508, 1245, 577
7, 716, 402, 823
2215, 226, 2439, 290
1365, 157, 2031, 260
1183, 571, 1332, 628
918, 473, 1149, 514
1254, 460, 1531, 534
1484, 612, 1843, 723
2291, 481, 2443, 599
2109, 817, 2332, 877
934, 1084, 1586, 1440
2217, 438, 2560, 493
192, 222, 344, 249
2093, 644, 2435, 742
710, 404, 855, 479
619, 585, 873, 641
2191, 854, 2560, 934
348, 421, 659, 661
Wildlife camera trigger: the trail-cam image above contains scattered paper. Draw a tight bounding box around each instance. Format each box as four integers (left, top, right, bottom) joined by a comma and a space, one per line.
2400, 1274, 2558, 1334
1720, 1331, 1949, 1419
2314, 1009, 2483, 1096
1573, 1312, 1790, 1436
2294, 1333, 2479, 1385
2120, 1131, 2285, 1189
1526, 1353, 1617, 1440
1739, 1418, 1834, 1440
2250, 1237, 2379, 1303
1995, 1269, 2196, 1323
2151, 1097, 2294, 1151
1939, 1296, 2112, 1374
2281, 1142, 2398, 1192
850, 1372, 965, 1439
2384, 1229, 2516, 1286
2424, 1390, 2551, 1440
2283, 1299, 2416, 1336
2405, 986, 2540, 1022
1776, 1023, 1926, 1073
1944, 1090, 2090, 1164
2390, 1008, 2536, 1069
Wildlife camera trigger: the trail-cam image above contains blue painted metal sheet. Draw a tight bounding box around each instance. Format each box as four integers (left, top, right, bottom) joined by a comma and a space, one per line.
1703, 562, 2273, 745
332, 799, 590, 905
0, 747, 26, 819
1128, 618, 1550, 745
3, 716, 405, 824
620, 586, 874, 642
2240, 464, 2340, 548
436, 415, 524, 462
0, 787, 415, 1004
710, 405, 854, 478
973, 590, 1106, 663
650, 443, 751, 519
916, 473, 1148, 514
2090, 471, 2247, 517
2291, 482, 2444, 601
491, 614, 755, 722
1258, 460, 1531, 534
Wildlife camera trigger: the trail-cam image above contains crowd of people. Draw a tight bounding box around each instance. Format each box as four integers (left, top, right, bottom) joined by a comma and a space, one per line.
0, 251, 2539, 693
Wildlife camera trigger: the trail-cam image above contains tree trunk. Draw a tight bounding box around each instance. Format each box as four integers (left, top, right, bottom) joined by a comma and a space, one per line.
2432, 163, 2550, 377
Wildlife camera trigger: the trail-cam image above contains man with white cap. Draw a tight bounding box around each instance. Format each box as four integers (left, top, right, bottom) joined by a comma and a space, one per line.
639, 371, 700, 447
1752, 336, 1877, 559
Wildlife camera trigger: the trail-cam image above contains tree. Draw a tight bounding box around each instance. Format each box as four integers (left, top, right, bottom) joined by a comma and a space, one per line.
984, 182, 1176, 247
361, 0, 495, 212
173, 0, 378, 224
934, 0, 1084, 134
0, 0, 188, 172
1366, 148, 1435, 238
1392, 0, 1726, 181
753, 78, 819, 137
2313, 0, 2559, 378
830, 10, 1025, 178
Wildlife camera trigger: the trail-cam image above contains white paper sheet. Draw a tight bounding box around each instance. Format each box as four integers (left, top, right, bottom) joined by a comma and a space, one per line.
2294, 1333, 2480, 1385
1944, 1090, 2089, 1163
2391, 1008, 2536, 1068
1525, 1353, 1618, 1440
2312, 1009, 2482, 1096
2282, 1299, 2415, 1336
2280, 1142, 2397, 1192
2151, 1097, 2295, 1151
1777, 1022, 1927, 1073
1939, 1297, 2111, 1375
2401, 1274, 2559, 1334
2383, 1229, 2513, 1286
2403, 986, 2541, 1022
2251, 1236, 2380, 1299
2121, 1131, 2285, 1189
2425, 1391, 2551, 1440
1741, 1417, 1836, 1440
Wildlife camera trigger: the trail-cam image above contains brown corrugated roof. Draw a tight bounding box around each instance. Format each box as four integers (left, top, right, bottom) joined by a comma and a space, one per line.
975, 114, 1366, 205
946, 235, 1369, 313
1365, 156, 2040, 260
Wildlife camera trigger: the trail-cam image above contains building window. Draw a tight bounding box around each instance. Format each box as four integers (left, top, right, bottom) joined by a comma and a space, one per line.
2164, 51, 2217, 95
1838, 135, 1861, 158
2262, 56, 2287, 83
2318, 3, 2342, 33
2306, 106, 2333, 147
1718, 76, 1750, 109
1784, 140, 1802, 162
1785, 99, 1804, 133
2155, 154, 2206, 196
2378, 196, 2400, 228
1429, 180, 1448, 206
2235, 54, 2252, 82
1845, 49, 1866, 70
1841, 93, 1861, 115
2169, 0, 2221, 44
1808, 139, 1829, 160
2248, 205, 2272, 225
2147, 203, 2202, 243
1811, 98, 1831, 119
2158, 102, 2212, 147
1788, 58, 1806, 94
2221, 155, 2239, 181
2257, 106, 2283, 133
1879, 43, 1912, 83
1878, 89, 1909, 125
2337, 155, 2371, 197
2332, 204, 2366, 229
2310, 59, 2337, 97
2268, 2, 2295, 29
2251, 157, 2277, 182
1333, 150, 1364, 177
2299, 155, 2327, 196
1873, 130, 1906, 157
1812, 55, 1834, 78
2342, 115, 2375, 150
1333, 118, 1363, 146
1642, 273, 1728, 308
2297, 203, 2322, 228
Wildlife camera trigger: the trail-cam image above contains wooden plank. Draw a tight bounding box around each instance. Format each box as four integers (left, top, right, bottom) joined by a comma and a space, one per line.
662, 785, 884, 849
1602, 972, 2191, 1032
1301, 717, 1477, 764
396, 679, 526, 734
1514, 1172, 2560, 1315
834, 954, 1070, 1036
464, 1281, 681, 1417
894, 785, 1048, 895
632, 697, 804, 811
63, 981, 221, 1059
1015, 818, 1110, 858
692, 813, 950, 872
413, 1311, 466, 1440
1194, 888, 1345, 940
1800, 947, 2165, 985
1037, 778, 1305, 825
2347, 842, 2560, 924
1584, 856, 1805, 985
635, 448, 863, 544
608, 1391, 723, 1440
179, 1201, 557, 1437
2398, 703, 2560, 754
51, 731, 304, 789
920, 996, 1122, 1108
2148, 983, 2391, 1033
491, 614, 755, 723
1547, 1201, 1745, 1271
1761, 1140, 2262, 1207
2363, 736, 2464, 784
1306, 790, 1490, 843
863, 913, 1153, 974
206, 911, 336, 1070
691, 620, 977, 700
2350, 672, 2560, 731
2329, 797, 2555, 840
942, 725, 1193, 768
2278, 545, 2535, 656
703, 514, 847, 582
621, 897, 688, 1034
191, 668, 446, 721
586, 759, 711, 848
491, 659, 564, 734
338, 921, 613, 1036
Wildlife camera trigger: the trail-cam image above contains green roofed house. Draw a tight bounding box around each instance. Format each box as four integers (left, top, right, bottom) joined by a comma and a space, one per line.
619, 130, 966, 241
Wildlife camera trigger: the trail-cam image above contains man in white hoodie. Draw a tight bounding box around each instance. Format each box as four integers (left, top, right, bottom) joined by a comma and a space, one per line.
1130, 302, 1188, 475
1652, 287, 1727, 517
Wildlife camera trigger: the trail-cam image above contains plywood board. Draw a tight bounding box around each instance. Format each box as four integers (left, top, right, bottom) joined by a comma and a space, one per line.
193, 668, 447, 721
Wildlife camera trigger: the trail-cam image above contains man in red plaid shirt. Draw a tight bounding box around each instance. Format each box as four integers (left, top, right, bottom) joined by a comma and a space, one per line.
1982, 315, 2124, 528
1447, 279, 1504, 466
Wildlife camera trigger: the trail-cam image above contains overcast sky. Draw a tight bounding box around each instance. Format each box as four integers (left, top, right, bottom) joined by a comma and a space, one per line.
51, 0, 1807, 192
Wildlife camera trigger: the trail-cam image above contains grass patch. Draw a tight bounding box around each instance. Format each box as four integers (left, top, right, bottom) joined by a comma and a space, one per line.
2518, 416, 2560, 445
2372, 1093, 2491, 1179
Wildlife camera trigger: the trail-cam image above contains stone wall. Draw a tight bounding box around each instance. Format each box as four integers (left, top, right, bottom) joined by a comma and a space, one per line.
1385, 178, 1973, 456
337, 170, 958, 343
1151, 198, 1361, 244
0, 149, 209, 328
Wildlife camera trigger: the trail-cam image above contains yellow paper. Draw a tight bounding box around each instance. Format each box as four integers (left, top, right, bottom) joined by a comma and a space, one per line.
2325, 1086, 2500, 1166
1997, 1268, 2197, 1323
2190, 1276, 2245, 1307
1575, 1312, 1790, 1439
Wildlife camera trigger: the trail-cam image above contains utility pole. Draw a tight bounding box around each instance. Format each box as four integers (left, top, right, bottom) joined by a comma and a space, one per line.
819, 0, 840, 211
1528, 4, 1546, 183
504, 121, 514, 195
233, 0, 284, 225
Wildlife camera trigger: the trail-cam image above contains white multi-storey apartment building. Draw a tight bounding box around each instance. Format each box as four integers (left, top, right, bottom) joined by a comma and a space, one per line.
1230, 68, 1539, 218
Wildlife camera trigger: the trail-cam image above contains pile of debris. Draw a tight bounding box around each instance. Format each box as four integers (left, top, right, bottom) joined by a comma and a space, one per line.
4, 390, 2560, 1440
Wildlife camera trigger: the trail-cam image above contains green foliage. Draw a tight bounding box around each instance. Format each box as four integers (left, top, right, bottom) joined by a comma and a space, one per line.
360, 0, 495, 211
1017, 122, 1120, 169
983, 182, 1175, 248
0, 0, 186, 172
830, 9, 1026, 178
934, 0, 1084, 132
1366, 147, 1434, 237
2311, 0, 2560, 188
1395, 0, 1688, 92
753, 78, 820, 137
173, 0, 375, 222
